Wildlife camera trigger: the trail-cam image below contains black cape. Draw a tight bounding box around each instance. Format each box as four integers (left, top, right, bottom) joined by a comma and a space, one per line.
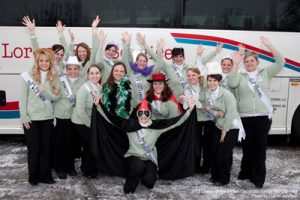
89, 104, 198, 180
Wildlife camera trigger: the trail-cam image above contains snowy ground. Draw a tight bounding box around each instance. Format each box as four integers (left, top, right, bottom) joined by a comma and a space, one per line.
0, 139, 299, 200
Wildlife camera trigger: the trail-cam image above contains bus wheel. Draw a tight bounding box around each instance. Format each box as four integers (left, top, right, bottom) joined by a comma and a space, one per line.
291, 105, 300, 146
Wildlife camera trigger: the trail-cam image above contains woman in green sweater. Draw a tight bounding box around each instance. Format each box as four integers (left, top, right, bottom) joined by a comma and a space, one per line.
20, 48, 60, 186
71, 64, 102, 177
227, 36, 285, 188
204, 65, 242, 186
53, 56, 84, 179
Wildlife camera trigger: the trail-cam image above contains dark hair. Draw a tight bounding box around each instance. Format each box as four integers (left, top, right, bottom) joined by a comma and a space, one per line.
146, 81, 174, 102
221, 57, 233, 66
103, 62, 127, 91
51, 44, 65, 54
136, 53, 148, 62
105, 44, 118, 51
171, 47, 184, 58
75, 42, 91, 66
207, 74, 222, 82
87, 64, 101, 74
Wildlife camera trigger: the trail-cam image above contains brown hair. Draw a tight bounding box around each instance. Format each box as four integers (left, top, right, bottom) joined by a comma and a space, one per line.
103, 62, 127, 91
136, 53, 148, 62
244, 51, 259, 62
187, 68, 204, 88
146, 81, 174, 102
87, 64, 101, 74
221, 57, 233, 65
207, 74, 222, 82
32, 48, 57, 86
75, 42, 91, 66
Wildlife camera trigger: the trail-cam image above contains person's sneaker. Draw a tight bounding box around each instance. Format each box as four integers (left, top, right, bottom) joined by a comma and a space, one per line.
29, 180, 38, 186
254, 183, 263, 189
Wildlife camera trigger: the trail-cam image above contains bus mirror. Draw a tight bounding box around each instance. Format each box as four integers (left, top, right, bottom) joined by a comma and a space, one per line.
0, 90, 6, 106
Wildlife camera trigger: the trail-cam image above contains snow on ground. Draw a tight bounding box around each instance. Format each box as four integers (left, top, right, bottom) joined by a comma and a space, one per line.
0, 140, 299, 200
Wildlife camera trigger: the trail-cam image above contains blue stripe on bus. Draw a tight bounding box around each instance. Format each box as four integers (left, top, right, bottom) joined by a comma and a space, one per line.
174, 38, 300, 73
0, 111, 20, 119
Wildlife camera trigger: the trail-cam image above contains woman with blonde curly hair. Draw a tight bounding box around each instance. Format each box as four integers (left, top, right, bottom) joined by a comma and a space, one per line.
20, 48, 60, 186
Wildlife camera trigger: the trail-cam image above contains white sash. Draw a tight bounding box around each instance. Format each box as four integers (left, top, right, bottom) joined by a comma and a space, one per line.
244, 73, 273, 119
172, 64, 187, 89
233, 118, 246, 142
84, 82, 98, 101
206, 92, 218, 113
184, 86, 213, 120
133, 72, 145, 100
21, 71, 53, 112
151, 101, 164, 118
220, 79, 229, 90
60, 75, 76, 107
136, 129, 158, 168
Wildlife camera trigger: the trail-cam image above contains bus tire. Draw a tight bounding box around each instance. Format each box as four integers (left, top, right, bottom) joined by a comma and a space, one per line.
291, 105, 300, 146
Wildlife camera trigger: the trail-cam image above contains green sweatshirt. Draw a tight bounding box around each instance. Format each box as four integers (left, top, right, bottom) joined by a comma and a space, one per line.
71, 82, 101, 127
125, 111, 190, 160
227, 54, 284, 115
204, 86, 239, 132
53, 76, 85, 119
150, 100, 180, 120
19, 71, 60, 123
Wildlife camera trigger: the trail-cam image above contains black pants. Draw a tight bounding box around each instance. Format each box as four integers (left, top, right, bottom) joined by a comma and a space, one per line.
124, 156, 157, 193
211, 126, 238, 185
54, 118, 76, 173
195, 121, 214, 172
72, 123, 92, 176
239, 116, 271, 186
24, 120, 54, 183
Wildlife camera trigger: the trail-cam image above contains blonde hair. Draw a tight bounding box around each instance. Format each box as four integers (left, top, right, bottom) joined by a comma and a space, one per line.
187, 67, 204, 88
244, 51, 259, 62
32, 48, 57, 86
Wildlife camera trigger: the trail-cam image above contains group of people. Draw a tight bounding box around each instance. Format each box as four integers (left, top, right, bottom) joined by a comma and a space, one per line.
19, 15, 285, 193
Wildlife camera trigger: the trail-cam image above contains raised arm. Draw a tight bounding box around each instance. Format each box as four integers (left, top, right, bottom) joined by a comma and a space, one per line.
95, 30, 107, 69
260, 36, 285, 78
90, 15, 101, 63
22, 16, 39, 50
136, 33, 157, 61
202, 43, 223, 64
121, 32, 133, 75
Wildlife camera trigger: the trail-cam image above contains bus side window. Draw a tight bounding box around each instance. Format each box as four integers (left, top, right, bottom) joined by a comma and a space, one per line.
0, 90, 6, 106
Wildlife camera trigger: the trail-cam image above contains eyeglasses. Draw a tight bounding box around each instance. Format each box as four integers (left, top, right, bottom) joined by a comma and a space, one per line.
137, 110, 151, 118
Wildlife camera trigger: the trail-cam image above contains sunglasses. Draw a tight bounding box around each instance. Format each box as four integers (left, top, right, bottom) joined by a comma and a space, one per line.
137, 110, 151, 118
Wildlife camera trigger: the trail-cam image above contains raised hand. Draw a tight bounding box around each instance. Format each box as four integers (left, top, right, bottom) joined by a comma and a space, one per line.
156, 38, 165, 52
56, 20, 65, 37
92, 15, 101, 29
22, 16, 35, 35
216, 43, 224, 53
121, 32, 131, 45
98, 30, 106, 47
136, 33, 146, 46
260, 36, 272, 47
196, 45, 205, 56
237, 44, 245, 56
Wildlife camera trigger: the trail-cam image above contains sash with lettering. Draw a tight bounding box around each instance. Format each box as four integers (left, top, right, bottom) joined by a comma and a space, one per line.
136, 129, 158, 168
151, 101, 165, 119
244, 73, 273, 119
220, 79, 229, 90
205, 91, 219, 121
21, 71, 53, 112
172, 64, 187, 89
133, 72, 145, 100
84, 82, 99, 101
60, 75, 76, 107
184, 85, 213, 120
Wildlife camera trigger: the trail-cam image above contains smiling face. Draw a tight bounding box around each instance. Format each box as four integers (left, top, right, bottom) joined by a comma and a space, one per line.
77, 46, 88, 62
54, 49, 64, 63
153, 81, 165, 95
187, 70, 200, 85
88, 66, 101, 84
112, 64, 126, 82
137, 110, 151, 124
105, 46, 117, 59
136, 54, 148, 69
221, 58, 233, 74
244, 55, 259, 72
38, 54, 51, 72
66, 65, 80, 78
173, 54, 184, 65
207, 76, 220, 91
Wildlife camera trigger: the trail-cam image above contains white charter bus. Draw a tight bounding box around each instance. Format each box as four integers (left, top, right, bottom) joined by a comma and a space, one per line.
0, 0, 299, 142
